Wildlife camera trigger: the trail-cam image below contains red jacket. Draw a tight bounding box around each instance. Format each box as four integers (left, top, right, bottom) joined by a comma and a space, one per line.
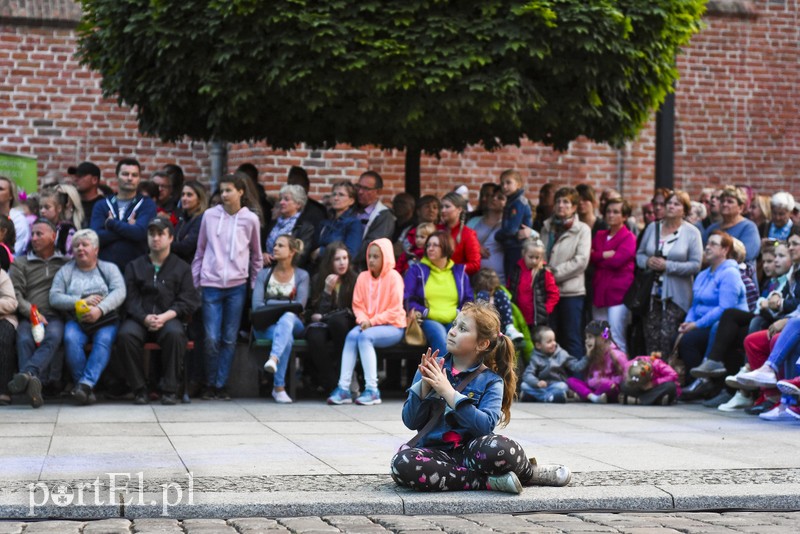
439, 223, 481, 275
509, 259, 560, 326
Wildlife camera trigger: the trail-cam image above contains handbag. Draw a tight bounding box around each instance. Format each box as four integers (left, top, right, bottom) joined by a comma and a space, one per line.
251, 302, 303, 330
665, 332, 686, 384
250, 267, 303, 330
79, 310, 119, 335
624, 222, 661, 314
404, 309, 426, 346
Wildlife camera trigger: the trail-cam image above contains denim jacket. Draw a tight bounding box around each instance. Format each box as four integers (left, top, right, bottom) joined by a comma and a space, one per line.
401, 354, 503, 450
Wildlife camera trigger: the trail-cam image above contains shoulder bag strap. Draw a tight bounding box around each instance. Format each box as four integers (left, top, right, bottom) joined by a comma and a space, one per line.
405, 364, 488, 449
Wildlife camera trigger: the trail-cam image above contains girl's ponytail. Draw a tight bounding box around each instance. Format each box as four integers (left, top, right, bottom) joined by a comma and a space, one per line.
461, 300, 518, 427
489, 333, 517, 427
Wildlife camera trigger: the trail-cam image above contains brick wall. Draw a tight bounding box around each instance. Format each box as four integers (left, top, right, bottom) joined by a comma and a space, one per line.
1, 1, 797, 213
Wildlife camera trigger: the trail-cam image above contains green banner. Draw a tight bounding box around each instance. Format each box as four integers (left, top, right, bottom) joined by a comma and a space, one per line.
0, 152, 38, 197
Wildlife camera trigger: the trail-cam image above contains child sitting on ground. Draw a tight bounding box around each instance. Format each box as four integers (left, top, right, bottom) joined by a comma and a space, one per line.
391, 301, 572, 494
396, 222, 436, 275
508, 237, 560, 331
520, 326, 586, 403
566, 320, 628, 403
473, 268, 524, 342
620, 354, 682, 405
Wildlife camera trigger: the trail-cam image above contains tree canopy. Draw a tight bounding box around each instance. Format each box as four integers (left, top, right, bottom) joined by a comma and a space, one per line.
77, 0, 706, 152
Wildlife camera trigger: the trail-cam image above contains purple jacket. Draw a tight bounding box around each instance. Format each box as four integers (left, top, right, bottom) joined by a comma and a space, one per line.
403, 261, 472, 319
590, 226, 636, 308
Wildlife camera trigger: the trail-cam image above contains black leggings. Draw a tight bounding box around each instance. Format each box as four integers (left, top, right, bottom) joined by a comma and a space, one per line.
706, 308, 753, 373
0, 320, 16, 395
304, 312, 355, 391
391, 434, 534, 492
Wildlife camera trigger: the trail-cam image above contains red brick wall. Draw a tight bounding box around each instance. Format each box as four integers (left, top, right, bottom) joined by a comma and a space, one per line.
1, 1, 797, 214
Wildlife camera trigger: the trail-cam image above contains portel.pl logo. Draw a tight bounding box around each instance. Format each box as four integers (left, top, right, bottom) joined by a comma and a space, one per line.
28, 472, 194, 517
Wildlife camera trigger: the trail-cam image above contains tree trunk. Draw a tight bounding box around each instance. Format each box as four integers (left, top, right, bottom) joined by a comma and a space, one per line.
404, 146, 421, 199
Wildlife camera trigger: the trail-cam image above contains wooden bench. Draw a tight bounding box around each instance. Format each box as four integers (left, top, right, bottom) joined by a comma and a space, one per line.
249, 337, 421, 399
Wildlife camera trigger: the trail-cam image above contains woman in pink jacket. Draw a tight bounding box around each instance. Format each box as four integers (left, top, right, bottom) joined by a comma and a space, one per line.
326, 238, 406, 406
590, 197, 636, 354
192, 173, 262, 400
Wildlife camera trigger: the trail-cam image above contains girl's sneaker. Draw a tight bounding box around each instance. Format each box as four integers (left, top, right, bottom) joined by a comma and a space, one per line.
272, 390, 293, 404
776, 376, 800, 398
718, 390, 753, 412
759, 402, 798, 421
736, 364, 778, 388
528, 463, 572, 487
487, 471, 523, 494
355, 389, 382, 405
263, 358, 278, 374
327, 387, 353, 405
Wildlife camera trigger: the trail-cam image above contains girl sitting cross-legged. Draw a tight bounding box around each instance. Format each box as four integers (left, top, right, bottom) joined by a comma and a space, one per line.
391, 300, 572, 494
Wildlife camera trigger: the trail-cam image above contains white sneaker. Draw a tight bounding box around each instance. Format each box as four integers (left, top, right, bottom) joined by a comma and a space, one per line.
588, 393, 608, 404
736, 364, 778, 388
272, 390, 293, 404
263, 358, 278, 374
718, 390, 753, 412
528, 463, 572, 487
504, 324, 524, 342
759, 403, 793, 421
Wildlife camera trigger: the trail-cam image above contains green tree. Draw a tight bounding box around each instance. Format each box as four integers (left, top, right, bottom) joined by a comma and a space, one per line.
78, 0, 705, 153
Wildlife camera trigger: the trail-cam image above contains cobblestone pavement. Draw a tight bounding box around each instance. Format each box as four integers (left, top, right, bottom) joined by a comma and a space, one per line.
1, 512, 799, 533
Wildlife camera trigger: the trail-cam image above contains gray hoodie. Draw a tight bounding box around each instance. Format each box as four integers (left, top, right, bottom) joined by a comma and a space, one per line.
522, 344, 587, 386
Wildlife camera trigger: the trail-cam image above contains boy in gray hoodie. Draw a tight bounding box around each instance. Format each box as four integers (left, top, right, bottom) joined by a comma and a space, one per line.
521, 326, 587, 403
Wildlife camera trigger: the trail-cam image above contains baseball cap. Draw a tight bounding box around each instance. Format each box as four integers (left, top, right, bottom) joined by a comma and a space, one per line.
67, 162, 101, 178
147, 217, 174, 235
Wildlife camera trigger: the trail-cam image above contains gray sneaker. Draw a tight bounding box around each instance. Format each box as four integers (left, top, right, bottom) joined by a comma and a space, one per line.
487, 471, 523, 494
528, 463, 572, 487
702, 389, 732, 408
691, 359, 727, 379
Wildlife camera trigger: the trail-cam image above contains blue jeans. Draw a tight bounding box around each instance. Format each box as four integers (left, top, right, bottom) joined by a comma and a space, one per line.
520, 381, 568, 402
17, 316, 64, 381
254, 312, 305, 388
202, 284, 247, 389
767, 318, 800, 375
64, 320, 118, 388
422, 319, 452, 357
338, 325, 404, 390
550, 295, 585, 357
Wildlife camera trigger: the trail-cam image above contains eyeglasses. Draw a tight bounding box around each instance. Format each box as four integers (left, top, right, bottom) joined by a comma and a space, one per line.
354, 184, 378, 192
706, 241, 723, 248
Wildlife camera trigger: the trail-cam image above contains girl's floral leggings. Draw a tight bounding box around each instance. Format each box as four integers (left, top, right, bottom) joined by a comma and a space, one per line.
391, 434, 534, 491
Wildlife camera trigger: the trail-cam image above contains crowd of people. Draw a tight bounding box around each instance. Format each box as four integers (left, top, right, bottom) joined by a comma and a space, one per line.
1, 163, 800, 423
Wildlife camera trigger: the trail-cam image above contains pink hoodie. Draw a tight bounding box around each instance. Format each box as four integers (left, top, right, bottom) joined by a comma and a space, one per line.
351, 238, 406, 328
192, 205, 262, 289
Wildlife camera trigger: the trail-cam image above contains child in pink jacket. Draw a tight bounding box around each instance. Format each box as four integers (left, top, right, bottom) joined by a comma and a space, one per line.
566, 320, 628, 403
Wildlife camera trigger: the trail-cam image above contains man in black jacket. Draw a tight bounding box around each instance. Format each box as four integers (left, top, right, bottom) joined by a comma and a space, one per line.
115, 217, 200, 405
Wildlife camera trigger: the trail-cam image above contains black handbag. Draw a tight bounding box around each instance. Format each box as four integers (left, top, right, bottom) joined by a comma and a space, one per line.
624, 222, 661, 314
250, 267, 304, 330
79, 310, 119, 335
624, 270, 657, 315
251, 302, 303, 330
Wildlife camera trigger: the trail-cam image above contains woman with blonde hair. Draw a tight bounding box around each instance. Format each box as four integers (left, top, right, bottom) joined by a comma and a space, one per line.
54, 184, 85, 231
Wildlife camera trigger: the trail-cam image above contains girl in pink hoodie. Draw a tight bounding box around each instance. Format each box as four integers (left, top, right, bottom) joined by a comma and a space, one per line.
327, 238, 406, 406
192, 173, 262, 400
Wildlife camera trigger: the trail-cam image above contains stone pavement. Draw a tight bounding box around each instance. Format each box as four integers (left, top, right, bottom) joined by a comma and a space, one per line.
0, 399, 799, 520
1, 512, 800, 533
